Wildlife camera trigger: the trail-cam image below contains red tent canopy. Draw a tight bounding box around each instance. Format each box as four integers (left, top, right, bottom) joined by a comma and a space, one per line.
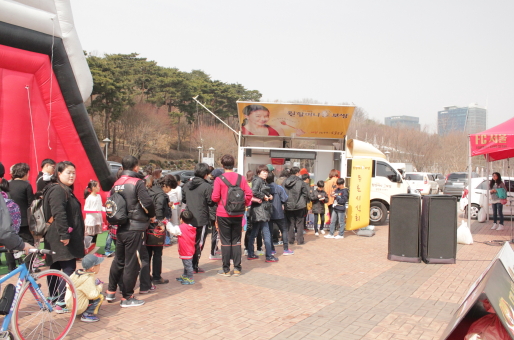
470, 117, 514, 161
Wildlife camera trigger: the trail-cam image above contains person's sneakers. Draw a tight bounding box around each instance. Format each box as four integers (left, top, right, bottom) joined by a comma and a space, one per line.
273, 242, 279, 247
176, 276, 185, 282
104, 251, 114, 257
153, 278, 169, 284
315, 232, 319, 236
233, 270, 241, 277
209, 254, 222, 260
497, 224, 505, 231
105, 291, 116, 303
324, 234, 335, 239
283, 249, 294, 256
120, 296, 145, 308
217, 270, 230, 277
247, 255, 259, 260
181, 277, 195, 285
491, 223, 498, 230
54, 305, 70, 314
139, 285, 156, 294
321, 230, 326, 235
265, 256, 279, 263
243, 249, 248, 256
81, 312, 99, 323
256, 250, 264, 256
303, 230, 307, 234
271, 250, 276, 255
193, 268, 205, 274
335, 235, 344, 239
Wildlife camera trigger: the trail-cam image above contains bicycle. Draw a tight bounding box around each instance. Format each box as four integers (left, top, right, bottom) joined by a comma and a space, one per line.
0, 249, 77, 340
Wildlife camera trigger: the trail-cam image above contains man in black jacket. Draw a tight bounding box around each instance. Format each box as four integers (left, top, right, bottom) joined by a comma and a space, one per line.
283, 167, 309, 246
35, 159, 56, 194
182, 163, 213, 273
106, 156, 156, 308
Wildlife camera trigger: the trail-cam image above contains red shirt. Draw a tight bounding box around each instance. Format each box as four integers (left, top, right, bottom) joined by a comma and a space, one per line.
177, 223, 196, 259
212, 172, 253, 217
241, 125, 280, 136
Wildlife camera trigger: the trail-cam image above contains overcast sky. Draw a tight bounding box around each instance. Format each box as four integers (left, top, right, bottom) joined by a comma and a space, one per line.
71, 0, 514, 132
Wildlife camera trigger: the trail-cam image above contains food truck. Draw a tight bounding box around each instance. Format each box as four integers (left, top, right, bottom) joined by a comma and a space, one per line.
235, 102, 409, 225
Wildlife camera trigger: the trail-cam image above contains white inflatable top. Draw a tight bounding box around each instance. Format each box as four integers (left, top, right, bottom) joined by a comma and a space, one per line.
0, 0, 93, 102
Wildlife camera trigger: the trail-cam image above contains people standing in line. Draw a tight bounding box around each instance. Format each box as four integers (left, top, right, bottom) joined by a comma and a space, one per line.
301, 173, 312, 234
182, 163, 214, 274
143, 176, 172, 285
276, 168, 290, 187
490, 172, 507, 231
165, 174, 181, 246
283, 167, 309, 246
83, 180, 103, 245
248, 165, 278, 263
208, 168, 225, 260
309, 180, 328, 236
325, 178, 349, 239
176, 210, 197, 284
9, 163, 35, 246
152, 169, 162, 184
36, 158, 56, 194
324, 169, 340, 229
243, 170, 263, 255
211, 155, 253, 276
103, 168, 123, 257
267, 173, 293, 255
106, 156, 155, 308
43, 161, 85, 304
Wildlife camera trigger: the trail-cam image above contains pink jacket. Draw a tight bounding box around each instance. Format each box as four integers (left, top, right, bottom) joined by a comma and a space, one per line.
178, 223, 196, 259
211, 172, 253, 217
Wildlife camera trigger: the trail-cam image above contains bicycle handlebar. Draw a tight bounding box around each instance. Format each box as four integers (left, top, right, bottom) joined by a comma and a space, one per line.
0, 248, 55, 255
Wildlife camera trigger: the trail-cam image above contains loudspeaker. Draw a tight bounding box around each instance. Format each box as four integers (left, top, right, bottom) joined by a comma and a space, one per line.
245, 148, 252, 157
421, 195, 457, 264
388, 194, 421, 263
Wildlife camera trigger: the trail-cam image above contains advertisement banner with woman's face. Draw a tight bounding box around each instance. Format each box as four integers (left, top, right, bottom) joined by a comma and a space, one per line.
237, 102, 355, 139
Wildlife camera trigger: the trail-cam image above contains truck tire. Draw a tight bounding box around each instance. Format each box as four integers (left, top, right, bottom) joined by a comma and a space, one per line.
370, 201, 388, 225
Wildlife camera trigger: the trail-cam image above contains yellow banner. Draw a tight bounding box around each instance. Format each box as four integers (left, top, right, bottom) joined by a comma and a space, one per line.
346, 159, 372, 230
236, 102, 355, 139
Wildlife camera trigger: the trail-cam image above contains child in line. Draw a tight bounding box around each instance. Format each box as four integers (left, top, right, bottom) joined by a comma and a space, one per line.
66, 254, 105, 323
309, 180, 328, 236
103, 225, 116, 257
84, 180, 103, 245
324, 178, 349, 239
175, 210, 196, 285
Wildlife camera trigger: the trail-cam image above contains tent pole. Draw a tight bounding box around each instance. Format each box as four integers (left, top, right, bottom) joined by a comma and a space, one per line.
468, 135, 472, 230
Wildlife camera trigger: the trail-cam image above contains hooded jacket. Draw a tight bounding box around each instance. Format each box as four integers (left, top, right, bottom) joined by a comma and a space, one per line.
309, 187, 328, 214
333, 188, 349, 212
182, 177, 213, 227
269, 182, 288, 220
283, 176, 309, 211
148, 185, 171, 221
65, 269, 102, 314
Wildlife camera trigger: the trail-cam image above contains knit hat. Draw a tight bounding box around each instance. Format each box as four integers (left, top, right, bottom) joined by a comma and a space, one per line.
266, 164, 275, 172
82, 254, 104, 270
0, 162, 4, 178
299, 168, 309, 175
211, 168, 225, 178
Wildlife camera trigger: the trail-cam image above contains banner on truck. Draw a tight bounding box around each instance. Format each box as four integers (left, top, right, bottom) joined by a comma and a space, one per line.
236, 102, 355, 139
346, 159, 372, 230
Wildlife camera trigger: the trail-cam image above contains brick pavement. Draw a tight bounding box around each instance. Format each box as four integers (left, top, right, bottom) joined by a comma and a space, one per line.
62, 218, 512, 340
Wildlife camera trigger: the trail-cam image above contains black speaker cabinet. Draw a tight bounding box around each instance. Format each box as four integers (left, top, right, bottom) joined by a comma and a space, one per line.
388, 194, 422, 263
421, 195, 457, 264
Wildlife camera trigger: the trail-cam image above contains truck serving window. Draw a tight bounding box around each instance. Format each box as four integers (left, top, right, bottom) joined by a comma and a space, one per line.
376, 161, 398, 182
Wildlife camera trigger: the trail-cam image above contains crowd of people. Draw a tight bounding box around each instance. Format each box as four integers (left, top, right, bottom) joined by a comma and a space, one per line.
5, 154, 506, 324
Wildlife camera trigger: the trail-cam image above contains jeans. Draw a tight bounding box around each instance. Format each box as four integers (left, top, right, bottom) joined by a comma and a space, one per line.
492, 203, 504, 225
244, 219, 263, 251
314, 213, 325, 233
105, 233, 114, 252
182, 259, 193, 279
248, 221, 272, 258
84, 294, 104, 314
270, 218, 288, 251
329, 210, 346, 236
217, 216, 243, 272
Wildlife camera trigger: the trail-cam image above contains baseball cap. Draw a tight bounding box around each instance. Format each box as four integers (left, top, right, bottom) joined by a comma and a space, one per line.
82, 254, 104, 270
211, 168, 225, 178
266, 164, 275, 172
0, 162, 4, 178
299, 168, 309, 175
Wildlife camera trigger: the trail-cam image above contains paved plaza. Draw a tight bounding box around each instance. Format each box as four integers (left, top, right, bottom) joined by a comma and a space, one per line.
67, 217, 513, 339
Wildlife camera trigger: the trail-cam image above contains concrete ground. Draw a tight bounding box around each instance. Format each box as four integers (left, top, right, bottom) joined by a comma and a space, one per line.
65, 216, 513, 340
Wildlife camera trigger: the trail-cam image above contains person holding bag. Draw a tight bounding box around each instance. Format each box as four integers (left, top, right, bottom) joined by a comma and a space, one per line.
490, 172, 507, 231
43, 161, 85, 304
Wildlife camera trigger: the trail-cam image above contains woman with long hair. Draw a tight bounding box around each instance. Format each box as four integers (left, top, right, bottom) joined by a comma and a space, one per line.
490, 172, 507, 231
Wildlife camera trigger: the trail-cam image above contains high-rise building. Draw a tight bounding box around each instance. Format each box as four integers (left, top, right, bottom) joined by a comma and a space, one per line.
384, 115, 420, 130
438, 103, 487, 136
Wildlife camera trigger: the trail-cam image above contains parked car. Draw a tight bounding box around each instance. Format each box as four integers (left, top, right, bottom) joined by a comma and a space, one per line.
168, 170, 195, 183
404, 172, 439, 195
431, 173, 445, 192
443, 172, 480, 198
107, 161, 122, 177
460, 177, 514, 219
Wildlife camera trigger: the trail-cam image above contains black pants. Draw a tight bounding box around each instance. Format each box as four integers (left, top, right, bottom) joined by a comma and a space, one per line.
146, 246, 163, 280
314, 213, 325, 232
192, 226, 207, 271
286, 209, 305, 245
138, 243, 152, 290
244, 219, 263, 251
108, 229, 145, 299
218, 216, 243, 273
18, 226, 34, 245
49, 258, 76, 302
270, 218, 288, 251
210, 219, 218, 256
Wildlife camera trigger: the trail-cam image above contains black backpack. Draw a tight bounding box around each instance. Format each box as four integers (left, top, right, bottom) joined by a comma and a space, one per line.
219, 175, 246, 216
105, 192, 128, 226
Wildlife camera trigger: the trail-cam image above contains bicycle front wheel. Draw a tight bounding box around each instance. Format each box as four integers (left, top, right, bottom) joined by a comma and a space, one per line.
11, 269, 77, 340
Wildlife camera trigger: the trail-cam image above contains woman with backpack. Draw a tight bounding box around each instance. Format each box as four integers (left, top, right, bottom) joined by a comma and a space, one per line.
43, 161, 85, 304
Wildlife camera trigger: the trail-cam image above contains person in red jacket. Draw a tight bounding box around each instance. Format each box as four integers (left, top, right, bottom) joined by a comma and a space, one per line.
176, 210, 197, 285
211, 154, 253, 276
